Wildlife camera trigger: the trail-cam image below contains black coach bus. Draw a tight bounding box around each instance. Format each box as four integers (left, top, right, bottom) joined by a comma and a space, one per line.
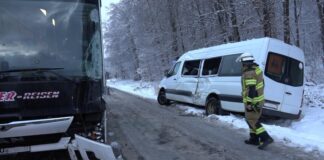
0, 0, 112, 157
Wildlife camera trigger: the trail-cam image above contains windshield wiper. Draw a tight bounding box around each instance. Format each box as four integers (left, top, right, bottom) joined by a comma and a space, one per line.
0, 67, 74, 82
0, 67, 64, 74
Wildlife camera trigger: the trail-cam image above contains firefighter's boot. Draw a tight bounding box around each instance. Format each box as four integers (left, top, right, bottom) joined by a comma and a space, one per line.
244, 133, 259, 146
258, 131, 274, 150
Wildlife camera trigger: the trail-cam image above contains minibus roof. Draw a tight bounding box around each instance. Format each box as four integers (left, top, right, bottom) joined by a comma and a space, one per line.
177, 37, 302, 61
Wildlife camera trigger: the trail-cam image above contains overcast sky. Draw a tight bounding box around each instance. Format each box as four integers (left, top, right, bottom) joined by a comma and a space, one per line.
101, 0, 121, 58
101, 0, 120, 22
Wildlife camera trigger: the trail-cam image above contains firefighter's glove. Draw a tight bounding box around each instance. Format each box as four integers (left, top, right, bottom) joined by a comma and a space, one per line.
252, 104, 261, 112
246, 105, 254, 112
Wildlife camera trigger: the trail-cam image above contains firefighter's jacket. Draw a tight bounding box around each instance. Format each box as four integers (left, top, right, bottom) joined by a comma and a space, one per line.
241, 64, 265, 110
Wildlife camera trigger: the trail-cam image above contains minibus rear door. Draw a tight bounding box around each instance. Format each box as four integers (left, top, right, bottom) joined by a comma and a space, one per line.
263, 50, 288, 111
282, 47, 304, 115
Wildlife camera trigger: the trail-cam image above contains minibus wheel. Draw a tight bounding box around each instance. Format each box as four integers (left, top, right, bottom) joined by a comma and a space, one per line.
206, 97, 225, 115
158, 90, 170, 105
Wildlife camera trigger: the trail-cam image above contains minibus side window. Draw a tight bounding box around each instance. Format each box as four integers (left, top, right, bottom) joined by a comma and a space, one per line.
182, 60, 200, 76
265, 52, 303, 86
218, 54, 242, 76
202, 57, 222, 76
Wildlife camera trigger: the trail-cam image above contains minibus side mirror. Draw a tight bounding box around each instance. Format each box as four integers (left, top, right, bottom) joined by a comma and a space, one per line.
164, 70, 170, 77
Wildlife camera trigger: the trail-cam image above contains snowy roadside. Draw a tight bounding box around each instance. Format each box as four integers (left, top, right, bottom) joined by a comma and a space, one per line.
106, 79, 324, 153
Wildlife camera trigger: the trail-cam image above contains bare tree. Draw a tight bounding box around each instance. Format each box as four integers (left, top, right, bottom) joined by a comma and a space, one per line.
103, 0, 324, 82
229, 0, 241, 42
167, 0, 179, 59
293, 0, 302, 47
252, 0, 277, 37
283, 0, 290, 44
212, 0, 240, 42
193, 0, 209, 46
316, 0, 324, 51
213, 0, 230, 42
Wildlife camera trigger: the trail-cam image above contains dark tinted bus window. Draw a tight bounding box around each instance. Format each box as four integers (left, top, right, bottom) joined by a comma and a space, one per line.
219, 54, 242, 76
265, 52, 303, 86
202, 57, 222, 75
182, 60, 201, 76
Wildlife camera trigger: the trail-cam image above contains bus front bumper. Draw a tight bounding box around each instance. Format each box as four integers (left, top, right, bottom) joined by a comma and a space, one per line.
0, 135, 116, 160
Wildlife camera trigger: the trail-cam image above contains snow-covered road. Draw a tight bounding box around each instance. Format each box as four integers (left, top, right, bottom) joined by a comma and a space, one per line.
107, 79, 324, 154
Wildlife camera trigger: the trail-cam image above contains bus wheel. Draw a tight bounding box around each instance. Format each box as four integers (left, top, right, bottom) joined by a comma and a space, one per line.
205, 97, 227, 115
157, 90, 170, 105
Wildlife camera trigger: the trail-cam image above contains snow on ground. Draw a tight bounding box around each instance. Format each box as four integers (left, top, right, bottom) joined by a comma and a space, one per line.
106, 79, 324, 153
177, 105, 205, 117
107, 79, 158, 100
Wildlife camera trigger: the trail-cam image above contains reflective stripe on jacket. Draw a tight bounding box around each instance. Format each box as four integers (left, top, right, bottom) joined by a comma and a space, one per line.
241, 65, 264, 106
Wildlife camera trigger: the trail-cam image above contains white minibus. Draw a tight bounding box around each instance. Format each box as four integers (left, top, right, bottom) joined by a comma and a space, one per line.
158, 37, 304, 119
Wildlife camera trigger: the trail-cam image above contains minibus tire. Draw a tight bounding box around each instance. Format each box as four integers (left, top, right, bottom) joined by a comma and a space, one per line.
205, 97, 226, 115
158, 90, 170, 105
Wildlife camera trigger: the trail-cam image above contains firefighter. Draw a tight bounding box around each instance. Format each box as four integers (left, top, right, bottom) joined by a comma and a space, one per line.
236, 52, 274, 150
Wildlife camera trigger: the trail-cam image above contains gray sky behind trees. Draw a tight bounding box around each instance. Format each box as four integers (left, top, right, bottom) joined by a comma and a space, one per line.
101, 0, 121, 22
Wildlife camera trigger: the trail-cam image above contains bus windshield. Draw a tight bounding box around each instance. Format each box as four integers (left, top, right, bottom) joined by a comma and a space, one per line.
0, 0, 102, 79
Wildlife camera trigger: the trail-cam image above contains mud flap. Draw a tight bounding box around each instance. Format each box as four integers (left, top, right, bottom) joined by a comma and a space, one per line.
68, 134, 116, 160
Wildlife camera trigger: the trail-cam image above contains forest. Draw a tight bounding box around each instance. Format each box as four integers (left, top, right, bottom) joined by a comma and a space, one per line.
103, 0, 324, 83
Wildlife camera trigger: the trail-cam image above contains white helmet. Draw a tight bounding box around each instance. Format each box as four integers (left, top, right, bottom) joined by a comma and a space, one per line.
235, 52, 255, 63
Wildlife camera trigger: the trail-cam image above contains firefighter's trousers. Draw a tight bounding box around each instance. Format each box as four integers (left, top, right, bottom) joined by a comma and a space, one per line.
245, 106, 272, 144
